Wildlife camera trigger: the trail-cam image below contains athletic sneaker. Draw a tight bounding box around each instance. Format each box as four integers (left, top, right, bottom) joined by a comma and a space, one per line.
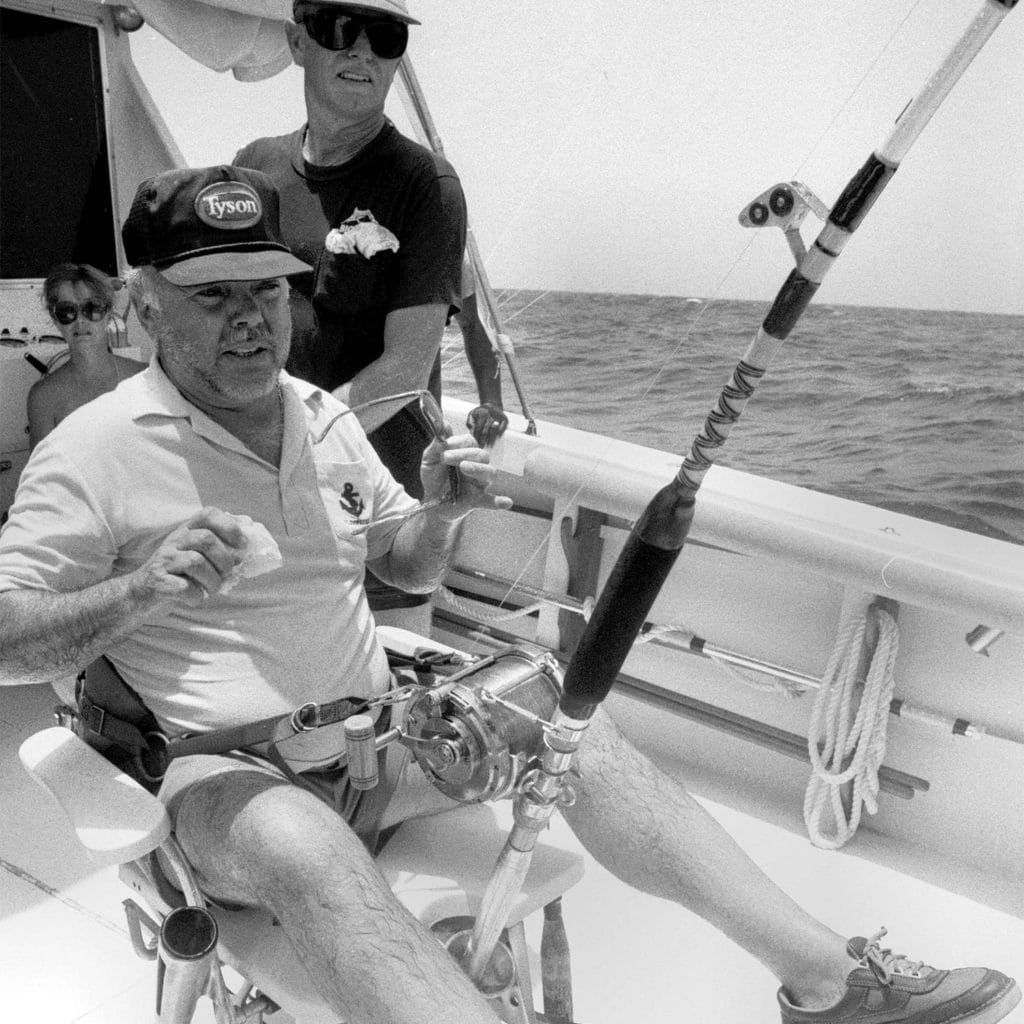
778, 928, 1021, 1024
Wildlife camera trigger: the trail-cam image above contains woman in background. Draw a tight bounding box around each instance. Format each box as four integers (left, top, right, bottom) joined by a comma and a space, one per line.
28, 263, 146, 447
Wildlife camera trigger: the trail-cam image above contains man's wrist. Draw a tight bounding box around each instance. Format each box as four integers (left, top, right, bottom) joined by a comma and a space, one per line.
124, 568, 174, 615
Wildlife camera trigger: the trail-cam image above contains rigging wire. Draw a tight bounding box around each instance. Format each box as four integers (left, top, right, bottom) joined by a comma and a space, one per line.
498, 289, 554, 326
473, 1, 946, 615
791, 0, 927, 179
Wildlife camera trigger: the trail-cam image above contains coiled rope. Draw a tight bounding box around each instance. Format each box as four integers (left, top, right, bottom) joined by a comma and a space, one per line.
804, 596, 900, 850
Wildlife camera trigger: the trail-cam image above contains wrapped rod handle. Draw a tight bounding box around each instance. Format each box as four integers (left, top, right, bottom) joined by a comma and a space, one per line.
344, 714, 379, 791
560, 482, 695, 719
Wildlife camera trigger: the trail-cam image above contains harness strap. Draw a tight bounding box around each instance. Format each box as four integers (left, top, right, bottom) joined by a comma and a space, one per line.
74, 651, 439, 790
78, 687, 157, 754
74, 662, 169, 788
74, 656, 378, 787
168, 696, 372, 761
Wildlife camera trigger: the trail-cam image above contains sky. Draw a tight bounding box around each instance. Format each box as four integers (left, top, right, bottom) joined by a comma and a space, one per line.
129, 0, 1024, 315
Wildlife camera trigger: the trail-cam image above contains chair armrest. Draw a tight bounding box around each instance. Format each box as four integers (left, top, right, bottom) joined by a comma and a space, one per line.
19, 727, 171, 867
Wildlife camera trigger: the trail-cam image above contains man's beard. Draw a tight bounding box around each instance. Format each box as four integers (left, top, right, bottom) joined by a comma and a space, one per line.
156, 321, 286, 402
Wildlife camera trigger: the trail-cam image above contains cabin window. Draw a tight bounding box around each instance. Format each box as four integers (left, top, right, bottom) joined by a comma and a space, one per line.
0, 9, 117, 278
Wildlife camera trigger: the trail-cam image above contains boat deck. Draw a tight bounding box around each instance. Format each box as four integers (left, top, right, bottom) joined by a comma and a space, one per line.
3, 682, 1022, 1023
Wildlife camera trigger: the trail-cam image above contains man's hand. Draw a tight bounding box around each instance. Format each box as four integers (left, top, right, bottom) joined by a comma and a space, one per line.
132, 507, 250, 603
466, 403, 508, 448
379, 436, 513, 594
419, 434, 512, 520
0, 506, 260, 686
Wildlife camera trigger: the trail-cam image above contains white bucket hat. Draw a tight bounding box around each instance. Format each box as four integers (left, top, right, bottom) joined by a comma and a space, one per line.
293, 0, 419, 25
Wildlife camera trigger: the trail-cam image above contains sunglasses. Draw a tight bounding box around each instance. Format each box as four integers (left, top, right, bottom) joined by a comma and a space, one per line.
301, 9, 408, 59
51, 300, 110, 326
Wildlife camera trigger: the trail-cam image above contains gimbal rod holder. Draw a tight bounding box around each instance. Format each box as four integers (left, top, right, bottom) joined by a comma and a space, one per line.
462, 708, 588, 986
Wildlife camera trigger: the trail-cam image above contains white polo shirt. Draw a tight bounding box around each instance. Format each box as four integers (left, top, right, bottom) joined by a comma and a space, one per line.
0, 361, 420, 767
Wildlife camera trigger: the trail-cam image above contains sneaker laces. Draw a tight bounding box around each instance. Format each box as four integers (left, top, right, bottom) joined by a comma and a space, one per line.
850, 927, 930, 985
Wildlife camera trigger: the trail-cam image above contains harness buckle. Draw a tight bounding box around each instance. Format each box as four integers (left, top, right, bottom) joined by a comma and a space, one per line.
291, 702, 319, 733
138, 731, 170, 784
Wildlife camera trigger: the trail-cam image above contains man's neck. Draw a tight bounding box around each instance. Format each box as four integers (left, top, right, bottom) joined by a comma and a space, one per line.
182, 381, 285, 469
302, 113, 386, 167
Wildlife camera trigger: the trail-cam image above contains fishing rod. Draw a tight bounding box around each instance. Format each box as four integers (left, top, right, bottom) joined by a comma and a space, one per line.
396, 58, 539, 434
457, 0, 1018, 992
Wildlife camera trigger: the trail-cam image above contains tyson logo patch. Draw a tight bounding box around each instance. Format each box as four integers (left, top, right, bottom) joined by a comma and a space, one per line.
194, 182, 262, 230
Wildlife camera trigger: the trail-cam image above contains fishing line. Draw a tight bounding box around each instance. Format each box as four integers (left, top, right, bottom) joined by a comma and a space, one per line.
454, 4, 973, 617
623, 2, 929, 453
455, 4, 1017, 963
463, 69, 606, 271
791, 0, 926, 179
440, 288, 556, 376
475, 238, 772, 614
498, 289, 553, 326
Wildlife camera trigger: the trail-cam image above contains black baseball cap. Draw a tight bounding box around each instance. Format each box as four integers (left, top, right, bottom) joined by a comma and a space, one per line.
121, 165, 311, 286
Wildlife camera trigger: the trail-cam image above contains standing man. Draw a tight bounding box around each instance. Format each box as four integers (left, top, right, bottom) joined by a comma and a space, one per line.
234, 0, 464, 632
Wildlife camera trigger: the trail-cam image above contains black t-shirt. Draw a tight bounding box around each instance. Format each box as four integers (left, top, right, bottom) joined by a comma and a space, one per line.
234, 122, 466, 393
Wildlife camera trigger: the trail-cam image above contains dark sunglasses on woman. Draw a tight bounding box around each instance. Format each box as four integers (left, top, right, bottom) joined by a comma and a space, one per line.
51, 300, 110, 326
301, 9, 408, 59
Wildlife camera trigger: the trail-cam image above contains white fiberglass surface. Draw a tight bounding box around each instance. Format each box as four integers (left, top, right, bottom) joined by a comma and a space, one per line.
3, 683, 1022, 1024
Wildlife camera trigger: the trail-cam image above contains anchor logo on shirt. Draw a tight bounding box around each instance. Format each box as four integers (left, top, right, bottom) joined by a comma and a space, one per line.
339, 483, 366, 520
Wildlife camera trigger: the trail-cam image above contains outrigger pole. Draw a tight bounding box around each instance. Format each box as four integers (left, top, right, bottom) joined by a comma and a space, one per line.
397, 58, 540, 434
460, 0, 1017, 992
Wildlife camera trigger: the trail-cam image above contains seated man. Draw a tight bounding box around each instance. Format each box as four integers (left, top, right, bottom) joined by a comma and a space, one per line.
0, 165, 1017, 1024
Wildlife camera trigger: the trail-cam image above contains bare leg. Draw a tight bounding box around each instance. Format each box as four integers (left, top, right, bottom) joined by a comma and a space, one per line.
175, 769, 499, 1024
564, 708, 853, 1008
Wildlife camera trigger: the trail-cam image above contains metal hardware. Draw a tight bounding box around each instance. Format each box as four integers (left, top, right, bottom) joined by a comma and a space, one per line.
404, 645, 562, 803
290, 701, 318, 732
123, 898, 160, 961
965, 624, 1003, 656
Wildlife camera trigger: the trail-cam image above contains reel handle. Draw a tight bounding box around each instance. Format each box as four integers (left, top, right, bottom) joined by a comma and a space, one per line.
344, 714, 379, 791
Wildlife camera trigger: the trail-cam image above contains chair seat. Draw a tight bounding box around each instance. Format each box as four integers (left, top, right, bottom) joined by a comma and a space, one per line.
212, 802, 585, 1024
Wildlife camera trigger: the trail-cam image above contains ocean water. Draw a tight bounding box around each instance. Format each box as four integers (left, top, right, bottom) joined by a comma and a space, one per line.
441, 292, 1022, 545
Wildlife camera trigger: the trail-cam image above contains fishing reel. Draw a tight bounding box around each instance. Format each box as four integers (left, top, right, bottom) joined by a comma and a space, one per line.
739, 180, 830, 264
401, 644, 564, 803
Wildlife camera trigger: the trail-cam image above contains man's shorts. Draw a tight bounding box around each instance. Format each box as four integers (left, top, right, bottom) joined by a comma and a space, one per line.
159, 724, 460, 851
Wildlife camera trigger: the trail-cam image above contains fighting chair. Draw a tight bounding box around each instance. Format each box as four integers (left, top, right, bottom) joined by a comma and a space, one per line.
18, 635, 586, 1024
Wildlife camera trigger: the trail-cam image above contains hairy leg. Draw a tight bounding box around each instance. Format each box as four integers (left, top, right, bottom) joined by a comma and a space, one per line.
174, 767, 499, 1024
564, 708, 852, 1008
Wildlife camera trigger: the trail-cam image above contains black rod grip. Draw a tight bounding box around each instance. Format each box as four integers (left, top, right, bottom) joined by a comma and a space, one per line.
560, 483, 695, 719
761, 270, 821, 341
828, 154, 896, 232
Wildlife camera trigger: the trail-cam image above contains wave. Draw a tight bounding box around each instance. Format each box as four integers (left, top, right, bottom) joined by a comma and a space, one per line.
443, 291, 1023, 544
